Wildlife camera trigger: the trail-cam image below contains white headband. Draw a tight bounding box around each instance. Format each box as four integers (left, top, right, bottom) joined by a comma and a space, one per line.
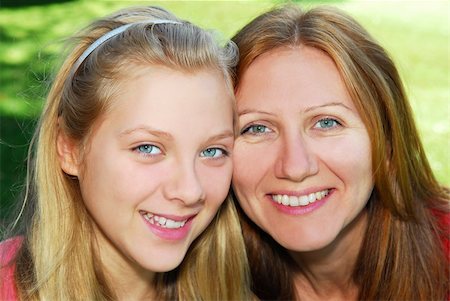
72, 19, 181, 74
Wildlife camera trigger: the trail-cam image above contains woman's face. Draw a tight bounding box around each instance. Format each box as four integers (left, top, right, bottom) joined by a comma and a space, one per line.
233, 46, 374, 252
62, 67, 234, 274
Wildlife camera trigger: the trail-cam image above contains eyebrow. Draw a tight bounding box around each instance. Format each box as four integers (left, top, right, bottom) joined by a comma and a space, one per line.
204, 131, 235, 145
119, 126, 234, 144
237, 109, 276, 117
304, 102, 353, 113
238, 102, 353, 117
119, 126, 174, 140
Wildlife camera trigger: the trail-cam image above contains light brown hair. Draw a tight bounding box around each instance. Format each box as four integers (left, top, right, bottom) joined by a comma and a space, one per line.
3, 6, 250, 300
232, 4, 449, 300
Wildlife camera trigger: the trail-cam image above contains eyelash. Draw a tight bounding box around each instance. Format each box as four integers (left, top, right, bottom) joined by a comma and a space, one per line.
200, 147, 229, 159
133, 144, 229, 159
240, 117, 342, 136
313, 117, 342, 130
240, 124, 271, 135
133, 144, 162, 157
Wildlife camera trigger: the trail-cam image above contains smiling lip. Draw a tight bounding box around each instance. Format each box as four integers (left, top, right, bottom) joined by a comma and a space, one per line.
268, 188, 333, 215
140, 211, 196, 241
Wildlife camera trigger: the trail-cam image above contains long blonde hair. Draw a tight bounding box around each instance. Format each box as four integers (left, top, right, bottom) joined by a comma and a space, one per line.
232, 4, 449, 300
7, 6, 249, 300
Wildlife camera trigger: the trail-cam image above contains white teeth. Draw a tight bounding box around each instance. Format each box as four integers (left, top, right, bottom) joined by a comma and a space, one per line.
165, 219, 175, 228
271, 189, 330, 207
143, 213, 187, 229
299, 195, 309, 206
158, 217, 167, 225
275, 195, 282, 204
316, 192, 323, 200
289, 196, 299, 206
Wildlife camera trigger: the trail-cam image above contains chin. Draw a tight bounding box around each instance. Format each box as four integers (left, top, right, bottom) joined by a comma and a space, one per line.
141, 251, 188, 273
275, 233, 335, 253
139, 259, 182, 273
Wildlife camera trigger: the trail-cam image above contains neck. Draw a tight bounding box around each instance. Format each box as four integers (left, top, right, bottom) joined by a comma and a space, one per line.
289, 209, 368, 301
93, 225, 157, 300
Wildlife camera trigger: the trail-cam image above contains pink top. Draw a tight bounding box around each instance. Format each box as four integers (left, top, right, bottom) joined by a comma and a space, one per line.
0, 237, 22, 301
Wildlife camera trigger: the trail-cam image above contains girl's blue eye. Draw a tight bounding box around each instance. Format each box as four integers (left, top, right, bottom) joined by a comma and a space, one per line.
136, 144, 161, 155
314, 118, 341, 129
200, 148, 226, 158
241, 124, 270, 135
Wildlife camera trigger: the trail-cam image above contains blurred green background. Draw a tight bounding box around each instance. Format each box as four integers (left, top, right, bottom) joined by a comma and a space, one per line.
1, 0, 449, 223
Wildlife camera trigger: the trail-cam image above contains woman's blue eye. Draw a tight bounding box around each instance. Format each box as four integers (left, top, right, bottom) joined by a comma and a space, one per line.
136, 144, 161, 156
241, 124, 270, 135
200, 148, 226, 158
314, 118, 341, 129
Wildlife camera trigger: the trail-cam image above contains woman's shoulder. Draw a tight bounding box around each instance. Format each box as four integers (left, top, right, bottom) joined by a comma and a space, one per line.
0, 236, 23, 301
0, 236, 23, 264
430, 208, 450, 259
429, 209, 450, 300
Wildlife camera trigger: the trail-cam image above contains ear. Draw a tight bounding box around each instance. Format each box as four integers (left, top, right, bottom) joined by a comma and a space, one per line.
57, 121, 80, 177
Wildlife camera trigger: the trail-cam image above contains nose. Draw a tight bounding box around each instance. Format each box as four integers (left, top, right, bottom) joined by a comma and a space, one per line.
274, 132, 319, 181
163, 158, 205, 206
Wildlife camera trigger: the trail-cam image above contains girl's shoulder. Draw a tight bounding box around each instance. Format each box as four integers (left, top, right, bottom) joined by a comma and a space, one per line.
0, 236, 23, 301
0, 236, 23, 263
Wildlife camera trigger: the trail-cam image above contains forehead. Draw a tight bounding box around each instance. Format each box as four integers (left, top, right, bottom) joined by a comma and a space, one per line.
237, 46, 355, 111
97, 66, 234, 137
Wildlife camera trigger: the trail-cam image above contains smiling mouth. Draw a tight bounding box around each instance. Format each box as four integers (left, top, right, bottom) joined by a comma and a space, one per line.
141, 212, 189, 229
271, 189, 331, 207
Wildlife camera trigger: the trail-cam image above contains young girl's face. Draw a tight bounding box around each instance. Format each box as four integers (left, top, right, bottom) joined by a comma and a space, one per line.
67, 67, 234, 275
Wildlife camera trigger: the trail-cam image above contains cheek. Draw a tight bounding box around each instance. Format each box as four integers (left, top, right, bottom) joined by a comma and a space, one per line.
231, 144, 269, 232
80, 150, 163, 211
319, 134, 373, 199
232, 141, 274, 185
339, 135, 372, 183
316, 130, 372, 171
202, 162, 233, 207
232, 144, 255, 192
232, 142, 274, 210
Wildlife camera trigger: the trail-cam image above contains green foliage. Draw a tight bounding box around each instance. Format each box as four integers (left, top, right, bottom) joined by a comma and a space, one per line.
0, 0, 448, 222
340, 1, 449, 187
0, 0, 278, 221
